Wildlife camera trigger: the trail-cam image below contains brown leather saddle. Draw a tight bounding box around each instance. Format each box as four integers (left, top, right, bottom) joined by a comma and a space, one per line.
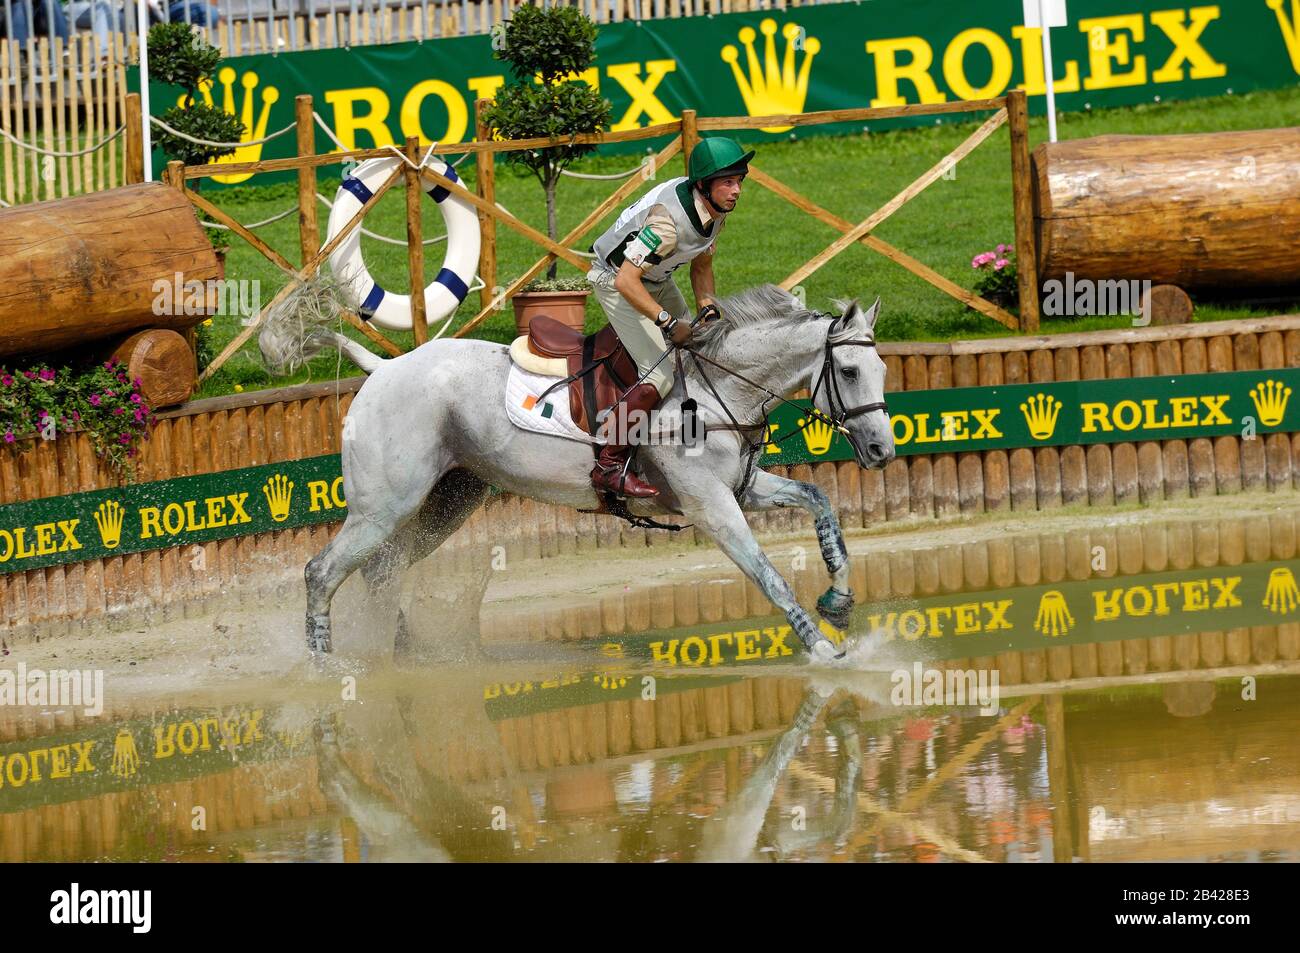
527, 315, 640, 437
525, 316, 690, 532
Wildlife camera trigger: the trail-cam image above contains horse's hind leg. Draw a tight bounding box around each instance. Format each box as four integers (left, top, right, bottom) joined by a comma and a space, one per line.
357, 470, 491, 647
304, 469, 446, 654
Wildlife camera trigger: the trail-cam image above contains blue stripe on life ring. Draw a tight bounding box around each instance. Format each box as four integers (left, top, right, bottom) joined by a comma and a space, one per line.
341, 176, 374, 205
435, 268, 469, 303
359, 283, 386, 319
429, 165, 460, 204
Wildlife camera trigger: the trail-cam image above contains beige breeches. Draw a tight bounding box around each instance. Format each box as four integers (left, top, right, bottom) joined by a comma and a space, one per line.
587, 265, 689, 399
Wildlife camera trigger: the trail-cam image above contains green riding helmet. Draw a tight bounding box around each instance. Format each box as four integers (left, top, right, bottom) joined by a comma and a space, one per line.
687, 137, 755, 186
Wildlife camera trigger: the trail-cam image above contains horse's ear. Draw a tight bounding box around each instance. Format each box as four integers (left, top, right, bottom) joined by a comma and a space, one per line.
863, 296, 882, 331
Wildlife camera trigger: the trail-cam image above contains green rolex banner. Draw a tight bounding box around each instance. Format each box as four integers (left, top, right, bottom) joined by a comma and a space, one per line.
129, 1, 1300, 189
1, 368, 1296, 574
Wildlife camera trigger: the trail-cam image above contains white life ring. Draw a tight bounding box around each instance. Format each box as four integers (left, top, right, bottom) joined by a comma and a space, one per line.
326, 155, 481, 332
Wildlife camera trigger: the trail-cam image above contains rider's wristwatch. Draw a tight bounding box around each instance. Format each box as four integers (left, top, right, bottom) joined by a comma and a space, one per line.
654, 309, 674, 329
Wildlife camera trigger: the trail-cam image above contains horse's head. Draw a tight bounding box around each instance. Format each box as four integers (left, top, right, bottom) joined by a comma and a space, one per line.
812, 297, 895, 470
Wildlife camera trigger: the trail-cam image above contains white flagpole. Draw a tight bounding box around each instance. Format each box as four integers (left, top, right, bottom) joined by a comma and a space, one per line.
1038, 0, 1059, 143
137, 0, 153, 181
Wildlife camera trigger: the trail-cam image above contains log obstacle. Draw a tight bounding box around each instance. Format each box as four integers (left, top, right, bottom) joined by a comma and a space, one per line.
99, 329, 197, 407
1033, 128, 1300, 294
0, 183, 219, 359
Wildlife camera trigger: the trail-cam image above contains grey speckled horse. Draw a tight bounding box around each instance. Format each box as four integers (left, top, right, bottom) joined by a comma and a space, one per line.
261, 283, 896, 663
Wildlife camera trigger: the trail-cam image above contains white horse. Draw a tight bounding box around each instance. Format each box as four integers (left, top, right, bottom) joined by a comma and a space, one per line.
260, 283, 896, 663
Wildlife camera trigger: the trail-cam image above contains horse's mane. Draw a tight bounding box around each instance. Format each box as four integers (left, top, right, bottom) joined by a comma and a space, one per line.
689, 283, 829, 362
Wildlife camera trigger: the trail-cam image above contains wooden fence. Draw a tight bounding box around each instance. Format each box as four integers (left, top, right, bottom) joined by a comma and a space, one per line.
182, 89, 1034, 389
5, 313, 1300, 637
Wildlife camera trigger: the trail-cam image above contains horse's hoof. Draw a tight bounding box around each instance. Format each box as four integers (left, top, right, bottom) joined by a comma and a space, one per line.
809, 639, 846, 664
306, 616, 333, 654
816, 587, 855, 631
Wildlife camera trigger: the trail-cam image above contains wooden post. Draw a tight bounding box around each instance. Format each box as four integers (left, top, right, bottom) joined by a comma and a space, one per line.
474, 99, 497, 316
295, 94, 319, 266
405, 135, 428, 348
681, 108, 699, 176
1007, 90, 1040, 334
124, 92, 143, 185
165, 160, 199, 373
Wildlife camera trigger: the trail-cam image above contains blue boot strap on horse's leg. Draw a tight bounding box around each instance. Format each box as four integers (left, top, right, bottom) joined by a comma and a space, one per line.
814, 512, 848, 576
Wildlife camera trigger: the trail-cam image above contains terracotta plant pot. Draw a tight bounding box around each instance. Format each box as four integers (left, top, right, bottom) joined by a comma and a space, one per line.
513, 289, 591, 338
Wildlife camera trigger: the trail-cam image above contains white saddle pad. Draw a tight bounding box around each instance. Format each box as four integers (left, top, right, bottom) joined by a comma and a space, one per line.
505, 363, 601, 445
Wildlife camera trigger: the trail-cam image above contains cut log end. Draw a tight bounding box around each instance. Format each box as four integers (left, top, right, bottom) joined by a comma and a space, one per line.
1140, 284, 1195, 326
108, 329, 196, 409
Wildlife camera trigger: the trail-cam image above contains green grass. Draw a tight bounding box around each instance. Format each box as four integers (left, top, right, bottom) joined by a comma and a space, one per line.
195, 83, 1300, 400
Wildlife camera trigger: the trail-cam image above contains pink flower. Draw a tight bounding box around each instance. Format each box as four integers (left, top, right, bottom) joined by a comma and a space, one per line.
38, 368, 54, 381
89, 394, 101, 406
0, 375, 11, 386
3, 432, 13, 443
997, 243, 1014, 255
112, 407, 125, 415
71, 411, 81, 421
133, 378, 142, 389
130, 394, 143, 404
134, 407, 145, 422
104, 389, 114, 397
994, 258, 1009, 271
104, 359, 116, 369
22, 370, 35, 379
971, 251, 998, 269
118, 434, 131, 444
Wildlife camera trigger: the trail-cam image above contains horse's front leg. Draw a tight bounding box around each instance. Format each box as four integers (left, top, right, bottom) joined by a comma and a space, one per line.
679, 481, 842, 662
741, 468, 855, 630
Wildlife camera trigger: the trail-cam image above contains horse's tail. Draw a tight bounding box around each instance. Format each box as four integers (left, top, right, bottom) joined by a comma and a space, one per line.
257, 271, 388, 376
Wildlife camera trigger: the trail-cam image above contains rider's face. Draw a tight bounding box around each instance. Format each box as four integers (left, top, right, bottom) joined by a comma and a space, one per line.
706, 174, 744, 212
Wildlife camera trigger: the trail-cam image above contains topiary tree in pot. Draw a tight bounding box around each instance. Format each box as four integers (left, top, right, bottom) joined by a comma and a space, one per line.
148, 22, 244, 259
482, 1, 612, 333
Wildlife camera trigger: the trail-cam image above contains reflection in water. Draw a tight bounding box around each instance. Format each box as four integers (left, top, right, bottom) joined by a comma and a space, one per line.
3, 504, 1300, 861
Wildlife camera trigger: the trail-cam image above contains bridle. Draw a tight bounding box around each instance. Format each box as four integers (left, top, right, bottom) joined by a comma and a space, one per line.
632, 310, 890, 498
808, 311, 890, 430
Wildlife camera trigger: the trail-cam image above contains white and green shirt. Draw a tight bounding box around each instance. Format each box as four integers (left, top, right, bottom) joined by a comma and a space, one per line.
590, 176, 725, 283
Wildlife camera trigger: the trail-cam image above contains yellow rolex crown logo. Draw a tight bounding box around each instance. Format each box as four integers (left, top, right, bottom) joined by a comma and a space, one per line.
1249, 379, 1292, 427
721, 18, 820, 133
1019, 392, 1062, 441
110, 728, 140, 778
593, 672, 629, 691
93, 500, 124, 549
1034, 590, 1075, 638
262, 473, 295, 522
182, 66, 280, 185
798, 411, 836, 456
1263, 567, 1300, 614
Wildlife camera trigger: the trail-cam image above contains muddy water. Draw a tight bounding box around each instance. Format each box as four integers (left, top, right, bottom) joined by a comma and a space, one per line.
2, 496, 1300, 862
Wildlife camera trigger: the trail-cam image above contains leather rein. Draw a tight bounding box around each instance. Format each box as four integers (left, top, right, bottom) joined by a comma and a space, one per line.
670, 310, 890, 498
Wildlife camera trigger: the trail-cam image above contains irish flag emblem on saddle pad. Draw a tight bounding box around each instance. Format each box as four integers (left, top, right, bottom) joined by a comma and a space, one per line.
521, 394, 555, 418
505, 364, 599, 444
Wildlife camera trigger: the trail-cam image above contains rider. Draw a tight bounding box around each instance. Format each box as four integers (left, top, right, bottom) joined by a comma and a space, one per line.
586, 137, 754, 499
